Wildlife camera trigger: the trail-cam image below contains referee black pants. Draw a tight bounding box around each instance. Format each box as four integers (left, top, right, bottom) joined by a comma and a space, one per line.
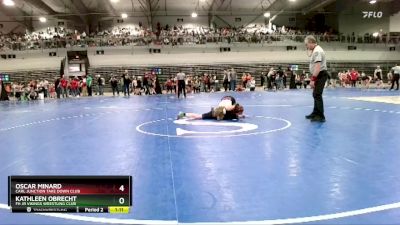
390, 74, 399, 90
177, 80, 186, 98
312, 70, 329, 118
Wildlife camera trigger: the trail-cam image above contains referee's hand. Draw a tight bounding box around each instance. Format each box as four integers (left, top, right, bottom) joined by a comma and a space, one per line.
310, 81, 315, 89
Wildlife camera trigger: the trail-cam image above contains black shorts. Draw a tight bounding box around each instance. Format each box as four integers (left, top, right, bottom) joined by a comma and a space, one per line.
201, 111, 215, 120
201, 110, 238, 120
362, 76, 370, 81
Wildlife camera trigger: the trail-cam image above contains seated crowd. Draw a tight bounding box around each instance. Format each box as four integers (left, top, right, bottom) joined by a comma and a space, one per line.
2, 22, 398, 52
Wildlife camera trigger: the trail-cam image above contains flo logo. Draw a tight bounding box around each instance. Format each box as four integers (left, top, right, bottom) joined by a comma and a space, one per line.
362, 11, 383, 18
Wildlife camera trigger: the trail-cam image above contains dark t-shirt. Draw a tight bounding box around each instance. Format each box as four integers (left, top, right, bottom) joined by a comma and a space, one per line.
143, 77, 149, 86
123, 76, 131, 85
201, 110, 239, 120
277, 70, 284, 78
110, 79, 118, 87
55, 78, 60, 88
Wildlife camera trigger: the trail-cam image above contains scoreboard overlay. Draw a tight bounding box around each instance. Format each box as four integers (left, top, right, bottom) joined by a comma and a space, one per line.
8, 176, 132, 213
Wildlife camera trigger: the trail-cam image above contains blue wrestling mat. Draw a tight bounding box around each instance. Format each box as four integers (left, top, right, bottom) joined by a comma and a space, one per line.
0, 89, 400, 225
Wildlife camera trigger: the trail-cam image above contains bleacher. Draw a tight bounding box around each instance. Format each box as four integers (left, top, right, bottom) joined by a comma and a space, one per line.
1, 41, 398, 88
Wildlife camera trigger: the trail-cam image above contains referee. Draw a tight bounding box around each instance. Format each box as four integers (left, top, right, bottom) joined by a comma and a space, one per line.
390, 64, 399, 91
176, 70, 186, 99
304, 35, 329, 122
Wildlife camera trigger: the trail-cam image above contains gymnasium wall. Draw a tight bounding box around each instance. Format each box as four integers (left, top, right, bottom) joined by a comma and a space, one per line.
87, 51, 400, 68
1, 46, 399, 72
0, 57, 63, 71
389, 12, 400, 32
0, 15, 26, 34
338, 13, 389, 36
337, 0, 392, 36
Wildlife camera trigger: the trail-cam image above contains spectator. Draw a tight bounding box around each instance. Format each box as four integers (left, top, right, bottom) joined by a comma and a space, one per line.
155, 75, 162, 94
123, 71, 131, 96
136, 76, 143, 95
330, 71, 337, 88
260, 72, 265, 88
60, 76, 68, 98
110, 75, 119, 96
223, 70, 229, 92
361, 72, 372, 89
193, 77, 201, 93
55, 77, 61, 99
374, 66, 383, 88
202, 74, 210, 92
295, 73, 303, 89
148, 74, 156, 95
390, 64, 400, 91
248, 77, 256, 91
350, 68, 359, 88
246, 73, 252, 86
387, 71, 393, 87
266, 68, 275, 90
276, 67, 284, 90
176, 70, 186, 99
213, 75, 219, 92
97, 75, 105, 95
303, 72, 310, 89
86, 74, 93, 96
41, 79, 49, 98
241, 73, 247, 88
229, 68, 237, 91
119, 75, 125, 94
339, 71, 347, 87
70, 77, 79, 97
0, 81, 9, 101
49, 84, 56, 98
143, 73, 150, 95
81, 76, 87, 96
165, 77, 174, 93
287, 68, 296, 89
186, 75, 193, 94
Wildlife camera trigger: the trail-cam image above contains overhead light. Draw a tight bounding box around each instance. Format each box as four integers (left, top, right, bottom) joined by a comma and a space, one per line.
200, 0, 206, 2
369, 0, 377, 4
110, 0, 119, 3
289, 0, 296, 2
39, 17, 47, 23
264, 12, 271, 17
3, 0, 15, 6
121, 13, 128, 19
191, 12, 198, 18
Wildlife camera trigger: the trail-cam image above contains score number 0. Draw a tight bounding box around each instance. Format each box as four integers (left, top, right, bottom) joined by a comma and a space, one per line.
118, 185, 125, 205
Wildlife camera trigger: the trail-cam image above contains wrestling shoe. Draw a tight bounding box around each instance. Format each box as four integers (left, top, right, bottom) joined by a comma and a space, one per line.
177, 112, 185, 120
305, 113, 316, 119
